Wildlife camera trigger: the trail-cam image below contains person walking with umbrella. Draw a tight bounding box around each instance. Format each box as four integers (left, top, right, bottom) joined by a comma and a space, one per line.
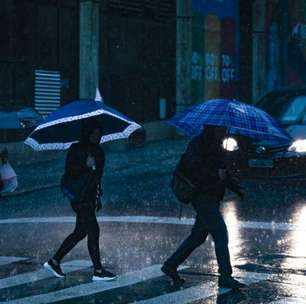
163, 99, 292, 288
44, 121, 116, 281
25, 97, 141, 280
162, 125, 246, 289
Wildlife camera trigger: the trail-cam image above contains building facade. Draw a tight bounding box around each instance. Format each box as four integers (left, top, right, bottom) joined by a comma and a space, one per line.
1, 0, 306, 125
0, 0, 176, 124
191, 0, 239, 103
192, 0, 306, 104
0, 0, 79, 114
99, 0, 176, 122
251, 0, 306, 101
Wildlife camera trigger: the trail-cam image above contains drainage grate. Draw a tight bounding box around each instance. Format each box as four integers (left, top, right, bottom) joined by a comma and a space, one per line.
34, 69, 61, 116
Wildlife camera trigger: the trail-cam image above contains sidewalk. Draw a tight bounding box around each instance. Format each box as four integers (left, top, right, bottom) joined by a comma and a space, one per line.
3, 138, 189, 197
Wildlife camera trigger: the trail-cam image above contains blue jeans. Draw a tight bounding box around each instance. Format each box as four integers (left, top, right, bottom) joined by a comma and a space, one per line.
164, 194, 232, 276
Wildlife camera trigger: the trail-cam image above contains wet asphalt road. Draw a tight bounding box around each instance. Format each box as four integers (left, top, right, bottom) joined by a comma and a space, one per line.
1, 139, 306, 303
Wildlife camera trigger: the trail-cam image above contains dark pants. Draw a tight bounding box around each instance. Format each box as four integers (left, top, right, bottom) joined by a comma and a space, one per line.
53, 202, 102, 270
164, 194, 232, 276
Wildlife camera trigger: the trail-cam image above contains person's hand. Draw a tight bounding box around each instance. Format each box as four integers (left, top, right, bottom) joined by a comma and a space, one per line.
86, 156, 95, 168
96, 197, 102, 211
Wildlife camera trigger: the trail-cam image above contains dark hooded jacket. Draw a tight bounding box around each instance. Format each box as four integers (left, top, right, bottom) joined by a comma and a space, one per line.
179, 130, 242, 201
64, 125, 105, 207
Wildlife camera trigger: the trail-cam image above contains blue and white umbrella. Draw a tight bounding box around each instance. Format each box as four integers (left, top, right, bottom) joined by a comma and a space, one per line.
169, 99, 291, 142
25, 99, 142, 150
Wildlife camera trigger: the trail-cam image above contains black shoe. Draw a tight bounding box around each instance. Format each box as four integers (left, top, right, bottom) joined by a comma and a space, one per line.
93, 268, 116, 281
44, 259, 65, 278
218, 276, 246, 289
161, 264, 185, 285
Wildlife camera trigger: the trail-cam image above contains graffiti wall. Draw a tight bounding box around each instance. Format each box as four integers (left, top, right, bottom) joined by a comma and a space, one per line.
191, 0, 239, 103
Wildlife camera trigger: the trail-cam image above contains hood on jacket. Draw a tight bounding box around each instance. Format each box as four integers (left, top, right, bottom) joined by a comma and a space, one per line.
197, 125, 227, 155
79, 118, 103, 145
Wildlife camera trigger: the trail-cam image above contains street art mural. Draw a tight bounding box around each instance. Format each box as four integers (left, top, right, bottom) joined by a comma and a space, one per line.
191, 0, 239, 102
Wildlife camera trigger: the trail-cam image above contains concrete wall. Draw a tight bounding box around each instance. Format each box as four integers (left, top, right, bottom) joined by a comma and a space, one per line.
79, 0, 100, 99
252, 0, 266, 102
176, 0, 192, 113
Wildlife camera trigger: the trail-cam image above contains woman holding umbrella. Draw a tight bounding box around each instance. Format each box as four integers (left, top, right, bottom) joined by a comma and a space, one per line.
44, 121, 116, 281
25, 97, 141, 281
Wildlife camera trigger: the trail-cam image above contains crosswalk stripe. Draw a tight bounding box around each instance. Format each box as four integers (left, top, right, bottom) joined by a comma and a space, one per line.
269, 299, 306, 304
235, 271, 276, 283
132, 271, 277, 304
6, 265, 188, 304
1, 216, 306, 232
0, 257, 28, 266
0, 260, 92, 290
132, 281, 225, 304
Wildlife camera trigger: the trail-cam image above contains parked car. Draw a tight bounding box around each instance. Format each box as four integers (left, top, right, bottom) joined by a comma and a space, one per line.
225, 87, 306, 179
0, 106, 44, 142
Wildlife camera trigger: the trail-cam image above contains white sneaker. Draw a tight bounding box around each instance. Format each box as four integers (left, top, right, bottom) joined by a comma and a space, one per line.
43, 259, 65, 278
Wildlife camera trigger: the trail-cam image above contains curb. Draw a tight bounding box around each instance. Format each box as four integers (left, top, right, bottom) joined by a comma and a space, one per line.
2, 183, 59, 198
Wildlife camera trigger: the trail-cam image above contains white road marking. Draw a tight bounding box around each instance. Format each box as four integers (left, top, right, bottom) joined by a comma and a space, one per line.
0, 216, 304, 232
0, 260, 92, 290
0, 257, 28, 266
269, 299, 306, 304
6, 265, 188, 304
132, 281, 225, 304
131, 271, 277, 304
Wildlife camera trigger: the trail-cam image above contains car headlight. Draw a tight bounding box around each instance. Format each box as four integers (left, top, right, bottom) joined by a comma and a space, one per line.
288, 139, 306, 153
222, 137, 239, 151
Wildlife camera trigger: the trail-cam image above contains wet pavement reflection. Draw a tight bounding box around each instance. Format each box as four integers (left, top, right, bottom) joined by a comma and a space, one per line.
1, 153, 306, 302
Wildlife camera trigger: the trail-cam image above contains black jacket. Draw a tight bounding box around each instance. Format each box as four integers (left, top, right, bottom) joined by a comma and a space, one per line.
64, 142, 105, 204
179, 135, 241, 201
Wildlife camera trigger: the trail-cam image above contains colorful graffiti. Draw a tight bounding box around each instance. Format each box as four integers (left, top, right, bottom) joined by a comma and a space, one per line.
191, 0, 239, 103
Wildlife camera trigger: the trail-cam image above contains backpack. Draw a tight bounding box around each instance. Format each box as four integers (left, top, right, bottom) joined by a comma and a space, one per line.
170, 153, 197, 204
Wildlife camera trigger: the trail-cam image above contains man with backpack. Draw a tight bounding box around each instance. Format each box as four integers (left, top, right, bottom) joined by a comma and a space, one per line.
44, 122, 116, 281
162, 125, 246, 289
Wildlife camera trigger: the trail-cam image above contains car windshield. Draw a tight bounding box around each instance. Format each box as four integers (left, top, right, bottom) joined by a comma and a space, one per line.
282, 96, 306, 123
258, 95, 306, 124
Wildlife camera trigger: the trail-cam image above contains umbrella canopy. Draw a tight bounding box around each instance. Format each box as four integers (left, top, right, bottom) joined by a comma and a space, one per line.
168, 99, 291, 143
25, 100, 142, 150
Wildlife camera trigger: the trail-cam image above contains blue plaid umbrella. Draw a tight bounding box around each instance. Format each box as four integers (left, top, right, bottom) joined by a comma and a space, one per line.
25, 100, 142, 151
169, 99, 291, 142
